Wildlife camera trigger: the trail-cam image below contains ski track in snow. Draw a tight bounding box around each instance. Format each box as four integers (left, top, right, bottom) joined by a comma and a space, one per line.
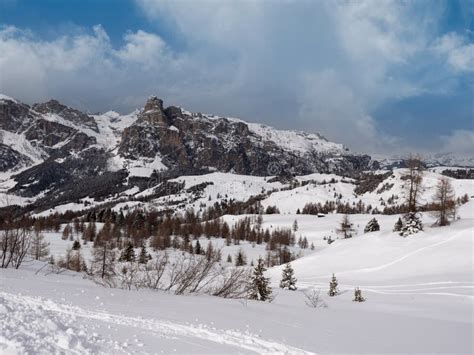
343, 229, 468, 275
0, 291, 313, 355
297, 230, 474, 298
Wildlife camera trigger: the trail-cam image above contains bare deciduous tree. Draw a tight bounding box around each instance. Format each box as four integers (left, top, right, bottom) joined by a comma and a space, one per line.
1, 227, 33, 269
337, 214, 354, 239
90, 242, 117, 287
403, 155, 424, 212
29, 231, 50, 261
433, 177, 456, 226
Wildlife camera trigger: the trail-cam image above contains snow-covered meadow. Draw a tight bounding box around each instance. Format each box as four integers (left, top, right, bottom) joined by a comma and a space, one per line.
1, 197, 473, 354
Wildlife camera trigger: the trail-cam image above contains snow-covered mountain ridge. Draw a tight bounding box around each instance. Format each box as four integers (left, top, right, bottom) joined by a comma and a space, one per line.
0, 94, 376, 211
1, 94, 471, 215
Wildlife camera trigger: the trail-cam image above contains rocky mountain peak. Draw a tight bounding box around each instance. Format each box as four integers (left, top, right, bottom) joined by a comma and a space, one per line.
140, 96, 169, 126
144, 96, 164, 112
33, 99, 99, 132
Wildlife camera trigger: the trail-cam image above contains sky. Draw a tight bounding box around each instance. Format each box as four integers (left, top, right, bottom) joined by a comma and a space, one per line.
0, 0, 472, 156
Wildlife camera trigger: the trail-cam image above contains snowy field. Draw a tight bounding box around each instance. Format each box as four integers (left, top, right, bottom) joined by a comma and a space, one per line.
1, 200, 473, 354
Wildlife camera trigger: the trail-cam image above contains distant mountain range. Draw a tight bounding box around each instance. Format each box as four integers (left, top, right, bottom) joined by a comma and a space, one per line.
0, 94, 470, 214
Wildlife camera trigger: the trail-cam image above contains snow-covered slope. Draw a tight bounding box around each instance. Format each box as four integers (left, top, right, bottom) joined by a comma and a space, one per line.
2, 203, 473, 354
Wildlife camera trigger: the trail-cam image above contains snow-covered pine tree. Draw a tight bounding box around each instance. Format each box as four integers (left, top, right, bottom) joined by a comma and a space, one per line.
248, 257, 272, 301
400, 212, 423, 237
119, 242, 135, 262
226, 254, 232, 263
353, 287, 366, 302
328, 273, 339, 296
279, 263, 297, 290
364, 218, 380, 233
393, 217, 403, 232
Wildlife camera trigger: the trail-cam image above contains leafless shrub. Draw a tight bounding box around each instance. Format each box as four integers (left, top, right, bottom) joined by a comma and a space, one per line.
116, 262, 141, 290
140, 251, 169, 289
303, 288, 327, 309
211, 267, 251, 299
173, 252, 221, 295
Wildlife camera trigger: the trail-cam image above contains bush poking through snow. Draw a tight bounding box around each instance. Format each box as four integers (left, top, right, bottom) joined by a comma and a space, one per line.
364, 218, 380, 233
303, 288, 327, 308
328, 273, 339, 297
353, 287, 366, 302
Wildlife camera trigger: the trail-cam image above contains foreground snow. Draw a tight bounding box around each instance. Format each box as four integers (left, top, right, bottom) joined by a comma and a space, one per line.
2, 203, 473, 354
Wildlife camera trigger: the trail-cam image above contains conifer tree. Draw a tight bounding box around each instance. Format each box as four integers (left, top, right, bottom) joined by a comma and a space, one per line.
72, 240, 81, 250
248, 257, 272, 301
364, 218, 380, 233
328, 273, 339, 296
279, 263, 297, 290
226, 254, 232, 263
400, 212, 423, 237
195, 240, 202, 255
353, 287, 366, 302
293, 219, 298, 232
393, 217, 403, 232
138, 244, 151, 264
235, 249, 247, 266
119, 242, 135, 262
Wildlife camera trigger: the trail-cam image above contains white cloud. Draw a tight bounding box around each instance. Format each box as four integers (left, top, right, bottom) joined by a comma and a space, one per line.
440, 129, 474, 156
0, 24, 220, 112
115, 30, 169, 69
0, 0, 470, 156
433, 33, 474, 72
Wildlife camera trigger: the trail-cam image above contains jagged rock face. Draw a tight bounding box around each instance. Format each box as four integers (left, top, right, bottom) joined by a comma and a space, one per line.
11, 147, 110, 198
1, 94, 378, 210
0, 98, 35, 131
0, 144, 32, 172
139, 96, 169, 126
118, 103, 377, 175
33, 100, 98, 132
0, 98, 99, 174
